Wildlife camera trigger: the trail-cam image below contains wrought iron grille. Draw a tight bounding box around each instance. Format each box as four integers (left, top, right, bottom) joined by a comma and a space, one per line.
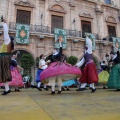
81, 20, 92, 38
51, 15, 63, 33
16, 10, 31, 24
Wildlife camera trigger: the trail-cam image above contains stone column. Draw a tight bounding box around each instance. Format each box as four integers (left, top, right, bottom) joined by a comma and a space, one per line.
95, 3, 104, 40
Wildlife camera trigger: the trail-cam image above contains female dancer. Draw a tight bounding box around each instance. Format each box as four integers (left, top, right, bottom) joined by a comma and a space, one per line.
76, 35, 98, 93
40, 38, 82, 94
98, 60, 109, 89
0, 17, 14, 95
9, 53, 24, 91
107, 46, 120, 90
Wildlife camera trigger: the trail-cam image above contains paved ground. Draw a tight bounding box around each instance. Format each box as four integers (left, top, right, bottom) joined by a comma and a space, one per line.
0, 87, 120, 120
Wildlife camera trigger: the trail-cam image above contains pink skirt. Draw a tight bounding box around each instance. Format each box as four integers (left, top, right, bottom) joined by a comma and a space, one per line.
0, 67, 24, 87
40, 62, 82, 81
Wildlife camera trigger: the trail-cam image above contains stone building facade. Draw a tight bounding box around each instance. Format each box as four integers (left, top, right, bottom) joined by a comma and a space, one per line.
0, 0, 120, 81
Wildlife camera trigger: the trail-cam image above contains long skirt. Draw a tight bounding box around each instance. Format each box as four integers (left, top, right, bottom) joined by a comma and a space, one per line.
98, 70, 109, 84
0, 53, 12, 83
36, 69, 43, 83
107, 64, 120, 89
63, 79, 75, 87
40, 62, 82, 83
0, 67, 24, 87
80, 62, 98, 84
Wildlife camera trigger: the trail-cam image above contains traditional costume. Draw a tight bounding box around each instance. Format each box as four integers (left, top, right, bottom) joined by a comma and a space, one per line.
0, 22, 13, 95
98, 61, 109, 85
40, 42, 82, 94
9, 57, 24, 90
107, 51, 120, 90
36, 56, 48, 91
76, 36, 98, 93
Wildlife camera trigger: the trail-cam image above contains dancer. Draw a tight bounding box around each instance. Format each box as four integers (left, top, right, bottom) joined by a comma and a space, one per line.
9, 53, 24, 91
98, 60, 109, 89
107, 46, 120, 90
0, 17, 14, 95
76, 35, 98, 93
40, 37, 82, 95
36, 54, 48, 91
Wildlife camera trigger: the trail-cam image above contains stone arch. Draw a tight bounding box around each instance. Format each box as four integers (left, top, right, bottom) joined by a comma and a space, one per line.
49, 4, 66, 14
106, 16, 117, 23
12, 48, 35, 61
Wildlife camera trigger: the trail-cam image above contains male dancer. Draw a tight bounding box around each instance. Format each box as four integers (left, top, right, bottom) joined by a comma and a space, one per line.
76, 35, 98, 93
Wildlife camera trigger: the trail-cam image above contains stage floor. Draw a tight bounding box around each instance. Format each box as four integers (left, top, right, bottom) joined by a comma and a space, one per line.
0, 87, 120, 120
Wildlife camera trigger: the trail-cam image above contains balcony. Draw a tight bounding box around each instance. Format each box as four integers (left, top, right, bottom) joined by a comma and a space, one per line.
9, 22, 99, 40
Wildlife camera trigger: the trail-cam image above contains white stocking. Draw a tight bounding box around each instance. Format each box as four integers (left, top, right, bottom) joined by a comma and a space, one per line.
52, 85, 55, 92
44, 84, 46, 88
80, 83, 87, 88
4, 82, 9, 92
37, 82, 41, 88
91, 83, 95, 89
58, 86, 62, 91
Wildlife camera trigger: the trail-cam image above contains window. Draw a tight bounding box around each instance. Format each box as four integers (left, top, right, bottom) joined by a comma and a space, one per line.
105, 0, 111, 4
81, 20, 92, 33
16, 9, 31, 24
108, 25, 116, 37
51, 15, 63, 29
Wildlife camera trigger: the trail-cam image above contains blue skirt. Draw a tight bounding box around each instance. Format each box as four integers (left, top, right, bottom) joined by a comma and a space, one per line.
36, 69, 43, 83
63, 80, 75, 87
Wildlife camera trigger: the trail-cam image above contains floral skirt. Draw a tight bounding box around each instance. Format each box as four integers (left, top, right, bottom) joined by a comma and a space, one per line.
40, 62, 82, 83
0, 67, 24, 87
107, 64, 120, 89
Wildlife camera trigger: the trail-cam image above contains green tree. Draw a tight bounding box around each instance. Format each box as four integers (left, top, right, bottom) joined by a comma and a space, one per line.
21, 54, 34, 76
67, 56, 78, 65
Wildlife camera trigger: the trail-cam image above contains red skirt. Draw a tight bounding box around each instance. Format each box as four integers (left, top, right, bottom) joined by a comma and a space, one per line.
79, 62, 98, 84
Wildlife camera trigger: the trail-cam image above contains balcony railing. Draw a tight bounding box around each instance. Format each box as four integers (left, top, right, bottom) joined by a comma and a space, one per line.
9, 22, 99, 40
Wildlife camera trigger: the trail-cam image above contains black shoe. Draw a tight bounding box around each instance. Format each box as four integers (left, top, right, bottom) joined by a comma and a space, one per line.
51, 91, 55, 95
37, 87, 42, 91
91, 89, 96, 93
15, 89, 20, 92
116, 89, 120, 91
58, 91, 61, 94
66, 88, 70, 91
2, 90, 11, 95
44, 88, 49, 91
103, 86, 107, 89
62, 87, 65, 91
76, 88, 84, 91
89, 87, 92, 89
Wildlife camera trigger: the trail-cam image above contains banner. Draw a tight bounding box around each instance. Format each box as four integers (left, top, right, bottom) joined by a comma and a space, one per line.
54, 29, 67, 49
112, 37, 120, 52
85, 33, 96, 50
16, 24, 30, 44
